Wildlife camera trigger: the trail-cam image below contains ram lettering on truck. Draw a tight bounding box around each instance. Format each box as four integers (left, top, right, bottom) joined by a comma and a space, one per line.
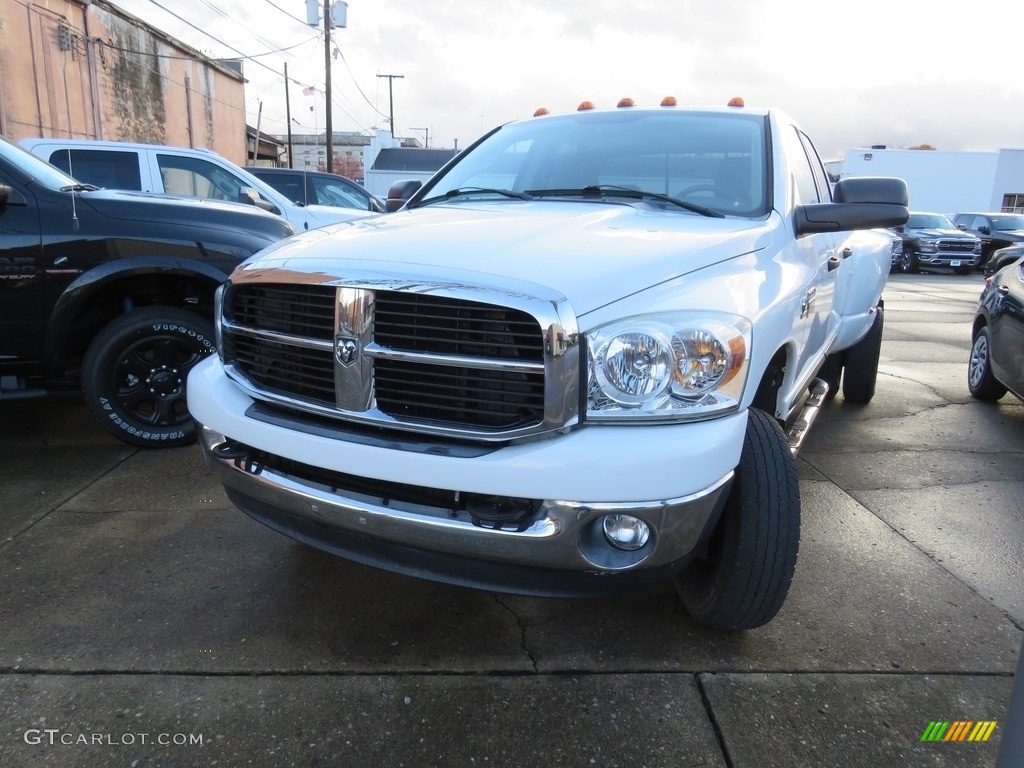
188, 99, 908, 630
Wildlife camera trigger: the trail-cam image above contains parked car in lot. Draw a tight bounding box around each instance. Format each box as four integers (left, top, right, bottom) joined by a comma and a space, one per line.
19, 139, 376, 232
984, 244, 1024, 277
0, 136, 295, 447
245, 167, 385, 213
188, 97, 908, 631
969, 254, 1024, 402
953, 211, 1024, 269
891, 211, 981, 274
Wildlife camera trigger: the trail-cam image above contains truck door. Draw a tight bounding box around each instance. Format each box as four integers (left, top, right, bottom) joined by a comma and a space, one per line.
783, 126, 839, 373
0, 172, 44, 363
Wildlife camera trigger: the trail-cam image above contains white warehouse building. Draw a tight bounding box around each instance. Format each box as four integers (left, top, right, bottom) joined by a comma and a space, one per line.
834, 147, 1024, 215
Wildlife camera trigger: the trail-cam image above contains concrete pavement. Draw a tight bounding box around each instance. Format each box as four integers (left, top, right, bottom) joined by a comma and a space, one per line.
0, 273, 1020, 767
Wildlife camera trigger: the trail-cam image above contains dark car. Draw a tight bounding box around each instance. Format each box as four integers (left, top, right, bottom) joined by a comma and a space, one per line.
245, 167, 385, 213
968, 254, 1024, 402
0, 136, 295, 447
892, 211, 981, 274
953, 211, 1024, 268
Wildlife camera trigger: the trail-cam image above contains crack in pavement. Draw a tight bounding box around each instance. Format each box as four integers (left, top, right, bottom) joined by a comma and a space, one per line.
492, 596, 539, 673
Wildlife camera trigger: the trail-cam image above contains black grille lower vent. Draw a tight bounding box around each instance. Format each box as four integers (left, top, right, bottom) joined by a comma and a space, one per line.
224, 335, 335, 404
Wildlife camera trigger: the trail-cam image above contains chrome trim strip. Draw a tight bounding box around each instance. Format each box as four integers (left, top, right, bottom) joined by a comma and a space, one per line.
365, 343, 546, 373
221, 319, 334, 352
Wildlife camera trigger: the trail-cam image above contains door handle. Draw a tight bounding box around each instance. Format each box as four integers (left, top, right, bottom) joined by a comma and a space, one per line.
842, 247, 852, 259
827, 255, 841, 272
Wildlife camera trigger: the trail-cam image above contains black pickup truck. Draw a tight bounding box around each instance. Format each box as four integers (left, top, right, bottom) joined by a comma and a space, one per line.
0, 136, 294, 447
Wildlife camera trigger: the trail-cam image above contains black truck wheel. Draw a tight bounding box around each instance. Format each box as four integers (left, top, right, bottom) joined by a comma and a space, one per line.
675, 408, 800, 631
82, 307, 215, 447
968, 326, 1008, 401
841, 307, 884, 403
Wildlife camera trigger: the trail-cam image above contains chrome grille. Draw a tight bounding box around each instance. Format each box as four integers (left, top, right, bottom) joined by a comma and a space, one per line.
220, 282, 569, 438
938, 240, 977, 254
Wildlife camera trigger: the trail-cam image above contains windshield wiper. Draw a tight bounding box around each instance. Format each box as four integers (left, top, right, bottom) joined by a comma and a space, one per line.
526, 185, 725, 218
60, 183, 101, 192
412, 186, 534, 208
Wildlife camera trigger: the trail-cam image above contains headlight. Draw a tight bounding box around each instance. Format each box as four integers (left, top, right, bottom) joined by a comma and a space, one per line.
586, 313, 751, 423
918, 242, 938, 253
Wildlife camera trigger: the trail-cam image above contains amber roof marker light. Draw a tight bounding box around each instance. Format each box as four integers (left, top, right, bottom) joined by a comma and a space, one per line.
577, 100, 596, 111
727, 97, 745, 108
617, 97, 636, 108
660, 96, 678, 107
533, 107, 550, 117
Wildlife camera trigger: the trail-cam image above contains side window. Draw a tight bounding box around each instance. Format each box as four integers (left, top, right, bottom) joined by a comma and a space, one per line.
783, 126, 819, 205
264, 174, 304, 204
48, 149, 142, 191
310, 177, 369, 210
156, 154, 243, 201
798, 132, 832, 203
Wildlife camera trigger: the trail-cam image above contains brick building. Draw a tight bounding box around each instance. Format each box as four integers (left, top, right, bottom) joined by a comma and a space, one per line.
0, 0, 248, 164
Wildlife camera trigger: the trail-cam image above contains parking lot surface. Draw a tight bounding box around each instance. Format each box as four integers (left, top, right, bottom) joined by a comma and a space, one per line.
1, 273, 1021, 767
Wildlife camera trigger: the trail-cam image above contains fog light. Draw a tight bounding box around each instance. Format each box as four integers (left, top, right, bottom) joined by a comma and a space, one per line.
602, 514, 650, 551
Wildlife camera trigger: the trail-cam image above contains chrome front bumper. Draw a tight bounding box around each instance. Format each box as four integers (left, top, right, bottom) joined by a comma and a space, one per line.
198, 424, 733, 596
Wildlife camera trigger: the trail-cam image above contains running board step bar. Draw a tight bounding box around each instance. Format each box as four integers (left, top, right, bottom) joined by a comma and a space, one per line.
786, 378, 828, 455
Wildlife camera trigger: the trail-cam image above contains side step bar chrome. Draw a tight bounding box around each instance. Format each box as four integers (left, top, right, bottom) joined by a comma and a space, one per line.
786, 377, 828, 455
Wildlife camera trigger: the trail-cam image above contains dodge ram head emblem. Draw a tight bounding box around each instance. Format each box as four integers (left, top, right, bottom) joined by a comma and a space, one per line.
335, 338, 360, 366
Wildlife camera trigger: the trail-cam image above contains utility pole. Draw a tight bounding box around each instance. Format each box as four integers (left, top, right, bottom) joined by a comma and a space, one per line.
284, 62, 293, 168
323, 0, 333, 172
377, 74, 404, 138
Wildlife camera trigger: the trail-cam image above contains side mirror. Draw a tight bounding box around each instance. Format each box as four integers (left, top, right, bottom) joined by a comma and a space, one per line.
238, 187, 278, 215
978, 225, 991, 235
386, 180, 422, 213
796, 177, 909, 235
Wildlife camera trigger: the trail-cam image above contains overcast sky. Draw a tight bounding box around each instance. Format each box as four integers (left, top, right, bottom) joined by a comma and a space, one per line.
112, 0, 1024, 160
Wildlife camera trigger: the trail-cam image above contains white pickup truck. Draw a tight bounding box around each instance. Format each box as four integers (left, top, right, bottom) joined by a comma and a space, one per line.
187, 99, 908, 630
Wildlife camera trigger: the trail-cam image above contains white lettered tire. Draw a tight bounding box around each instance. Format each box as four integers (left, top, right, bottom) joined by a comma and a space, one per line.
82, 307, 215, 447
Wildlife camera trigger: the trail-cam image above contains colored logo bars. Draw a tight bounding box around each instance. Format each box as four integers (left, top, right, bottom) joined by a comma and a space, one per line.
921, 721, 998, 742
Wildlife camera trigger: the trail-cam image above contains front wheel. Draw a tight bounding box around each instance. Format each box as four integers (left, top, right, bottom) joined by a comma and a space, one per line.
968, 326, 1008, 401
897, 249, 918, 274
842, 306, 883, 403
675, 408, 800, 631
82, 307, 216, 447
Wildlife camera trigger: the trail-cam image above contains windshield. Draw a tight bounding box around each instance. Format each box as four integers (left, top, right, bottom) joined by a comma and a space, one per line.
990, 214, 1024, 231
0, 137, 81, 189
907, 213, 955, 229
417, 109, 769, 217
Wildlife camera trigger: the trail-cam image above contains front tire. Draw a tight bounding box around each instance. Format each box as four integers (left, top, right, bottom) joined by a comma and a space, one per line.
842, 306, 883, 403
968, 326, 1007, 401
82, 307, 216, 447
897, 249, 918, 274
675, 408, 800, 631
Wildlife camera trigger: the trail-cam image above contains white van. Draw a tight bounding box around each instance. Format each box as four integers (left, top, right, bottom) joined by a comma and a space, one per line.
19, 138, 376, 231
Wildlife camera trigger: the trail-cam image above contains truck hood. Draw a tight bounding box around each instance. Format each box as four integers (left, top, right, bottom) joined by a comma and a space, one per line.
910, 227, 976, 240
78, 188, 295, 240
239, 201, 774, 315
